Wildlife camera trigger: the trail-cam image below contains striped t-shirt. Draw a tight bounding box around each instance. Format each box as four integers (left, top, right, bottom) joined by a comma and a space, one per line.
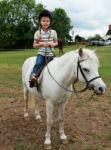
34, 29, 57, 56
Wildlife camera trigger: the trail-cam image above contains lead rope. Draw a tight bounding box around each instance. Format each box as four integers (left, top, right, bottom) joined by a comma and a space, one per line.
45, 48, 75, 93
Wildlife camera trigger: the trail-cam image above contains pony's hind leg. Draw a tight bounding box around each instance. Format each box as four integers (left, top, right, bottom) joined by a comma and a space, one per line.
23, 86, 29, 118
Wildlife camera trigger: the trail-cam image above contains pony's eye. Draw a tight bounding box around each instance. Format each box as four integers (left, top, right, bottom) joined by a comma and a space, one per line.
83, 68, 89, 73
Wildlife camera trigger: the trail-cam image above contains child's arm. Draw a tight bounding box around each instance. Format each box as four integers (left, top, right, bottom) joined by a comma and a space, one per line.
53, 40, 58, 47
33, 40, 49, 48
33, 40, 58, 48
33, 30, 58, 48
33, 31, 50, 48
49, 40, 58, 48
49, 30, 58, 48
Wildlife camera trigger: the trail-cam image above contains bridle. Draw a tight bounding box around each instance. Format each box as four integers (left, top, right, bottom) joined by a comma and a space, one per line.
72, 58, 101, 94
44, 49, 101, 95
36, 30, 101, 97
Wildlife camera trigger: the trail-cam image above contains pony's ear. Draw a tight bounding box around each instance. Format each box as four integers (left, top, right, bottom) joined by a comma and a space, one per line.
79, 48, 83, 57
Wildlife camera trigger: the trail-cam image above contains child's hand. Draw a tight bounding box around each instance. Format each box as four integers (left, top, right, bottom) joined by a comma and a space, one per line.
44, 42, 49, 48
50, 43, 55, 48
48, 42, 55, 48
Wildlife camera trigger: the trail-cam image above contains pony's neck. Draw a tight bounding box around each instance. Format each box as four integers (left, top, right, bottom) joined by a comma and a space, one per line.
57, 51, 78, 87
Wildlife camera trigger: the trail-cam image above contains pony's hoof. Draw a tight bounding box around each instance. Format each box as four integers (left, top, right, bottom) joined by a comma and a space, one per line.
24, 112, 29, 118
36, 118, 42, 123
35, 116, 42, 122
61, 138, 68, 144
44, 144, 52, 150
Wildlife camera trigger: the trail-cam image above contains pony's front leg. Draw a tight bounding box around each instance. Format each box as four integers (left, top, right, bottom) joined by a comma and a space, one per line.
44, 101, 54, 150
58, 102, 68, 144
23, 87, 29, 118
34, 96, 41, 121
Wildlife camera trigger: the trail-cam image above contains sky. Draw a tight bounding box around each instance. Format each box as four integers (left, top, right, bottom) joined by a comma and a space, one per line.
35, 0, 111, 38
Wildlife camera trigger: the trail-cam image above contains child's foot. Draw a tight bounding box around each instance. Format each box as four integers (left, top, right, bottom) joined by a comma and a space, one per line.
31, 74, 37, 81
29, 74, 37, 88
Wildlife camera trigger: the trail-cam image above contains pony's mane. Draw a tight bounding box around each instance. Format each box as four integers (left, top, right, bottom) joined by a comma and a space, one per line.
60, 48, 99, 65
79, 48, 99, 65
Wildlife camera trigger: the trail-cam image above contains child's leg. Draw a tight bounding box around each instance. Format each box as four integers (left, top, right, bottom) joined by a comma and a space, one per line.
32, 54, 45, 77
29, 54, 45, 88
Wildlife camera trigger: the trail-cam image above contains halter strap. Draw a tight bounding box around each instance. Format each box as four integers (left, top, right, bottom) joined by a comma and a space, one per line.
37, 48, 101, 98
73, 58, 101, 93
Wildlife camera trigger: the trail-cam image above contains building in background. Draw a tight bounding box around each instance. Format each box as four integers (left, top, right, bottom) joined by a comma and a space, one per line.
104, 25, 111, 40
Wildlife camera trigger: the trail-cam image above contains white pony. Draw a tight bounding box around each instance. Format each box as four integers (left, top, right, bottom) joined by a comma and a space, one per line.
22, 48, 106, 149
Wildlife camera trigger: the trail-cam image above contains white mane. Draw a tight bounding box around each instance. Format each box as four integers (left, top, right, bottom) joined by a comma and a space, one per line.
60, 48, 99, 66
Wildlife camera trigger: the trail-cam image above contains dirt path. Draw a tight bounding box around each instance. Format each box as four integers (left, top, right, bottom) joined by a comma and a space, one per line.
0, 89, 111, 150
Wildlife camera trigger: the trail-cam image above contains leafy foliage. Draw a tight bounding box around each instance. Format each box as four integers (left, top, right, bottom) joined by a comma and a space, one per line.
0, 0, 44, 49
75, 34, 85, 42
0, 1, 72, 49
87, 34, 102, 41
52, 8, 73, 43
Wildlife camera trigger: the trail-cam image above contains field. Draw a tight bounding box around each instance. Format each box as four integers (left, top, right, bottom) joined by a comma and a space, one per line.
0, 45, 111, 150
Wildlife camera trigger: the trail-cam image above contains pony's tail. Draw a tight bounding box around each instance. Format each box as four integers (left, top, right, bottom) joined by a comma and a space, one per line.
28, 92, 35, 109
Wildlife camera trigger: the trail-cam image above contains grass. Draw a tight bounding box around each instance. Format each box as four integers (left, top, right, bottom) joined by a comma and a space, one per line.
0, 45, 111, 98
0, 45, 111, 89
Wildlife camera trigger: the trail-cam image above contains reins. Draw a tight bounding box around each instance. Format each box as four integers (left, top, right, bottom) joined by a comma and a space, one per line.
43, 48, 102, 101
44, 48, 75, 93
36, 29, 101, 100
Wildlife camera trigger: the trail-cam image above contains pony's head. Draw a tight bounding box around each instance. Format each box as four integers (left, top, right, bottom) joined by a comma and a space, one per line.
74, 48, 106, 95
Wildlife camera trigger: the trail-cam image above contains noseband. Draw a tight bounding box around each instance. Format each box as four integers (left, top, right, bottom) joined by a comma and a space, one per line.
73, 58, 101, 93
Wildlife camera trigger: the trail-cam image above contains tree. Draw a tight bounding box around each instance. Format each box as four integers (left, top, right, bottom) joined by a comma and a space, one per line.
0, 0, 44, 49
0, 1, 72, 49
75, 34, 85, 42
52, 8, 73, 43
87, 34, 101, 41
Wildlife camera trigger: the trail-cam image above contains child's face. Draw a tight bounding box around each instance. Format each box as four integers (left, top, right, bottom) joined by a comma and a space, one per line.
40, 17, 51, 30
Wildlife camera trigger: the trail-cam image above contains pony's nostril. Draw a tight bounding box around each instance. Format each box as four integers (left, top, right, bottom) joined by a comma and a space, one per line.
98, 87, 104, 92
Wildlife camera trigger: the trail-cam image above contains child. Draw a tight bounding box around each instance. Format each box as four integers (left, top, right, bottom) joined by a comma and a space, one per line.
30, 9, 58, 87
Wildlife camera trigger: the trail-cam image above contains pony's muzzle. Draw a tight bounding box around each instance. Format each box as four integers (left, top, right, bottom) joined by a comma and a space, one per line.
98, 87, 104, 92
98, 85, 106, 94
88, 83, 106, 95
94, 85, 106, 95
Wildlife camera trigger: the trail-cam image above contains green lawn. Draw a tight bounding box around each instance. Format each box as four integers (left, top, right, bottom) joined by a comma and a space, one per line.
0, 45, 111, 98
0, 45, 111, 89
